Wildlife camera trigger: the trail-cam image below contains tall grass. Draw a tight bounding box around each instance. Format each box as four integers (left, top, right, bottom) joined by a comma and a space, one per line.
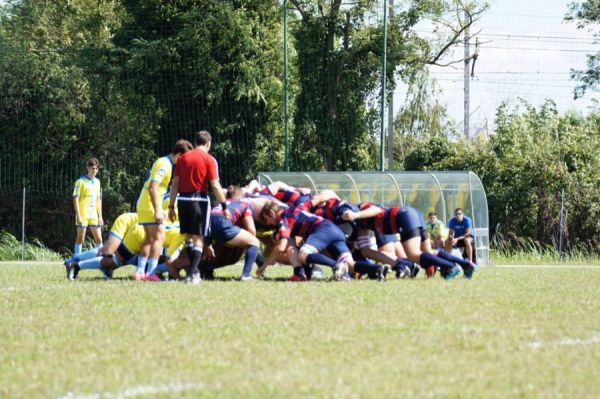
491, 234, 600, 265
0, 231, 62, 261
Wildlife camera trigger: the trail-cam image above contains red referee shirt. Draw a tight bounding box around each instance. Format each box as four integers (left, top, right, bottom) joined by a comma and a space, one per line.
174, 148, 219, 193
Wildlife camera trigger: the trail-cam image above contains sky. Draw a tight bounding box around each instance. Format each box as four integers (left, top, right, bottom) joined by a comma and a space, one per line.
395, 0, 600, 135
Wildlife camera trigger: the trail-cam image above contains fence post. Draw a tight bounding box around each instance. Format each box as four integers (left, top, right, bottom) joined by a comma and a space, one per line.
21, 186, 26, 261
559, 188, 564, 261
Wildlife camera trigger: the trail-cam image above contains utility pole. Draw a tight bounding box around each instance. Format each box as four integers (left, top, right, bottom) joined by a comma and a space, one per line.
463, 9, 470, 140
379, 0, 388, 171
387, 0, 394, 171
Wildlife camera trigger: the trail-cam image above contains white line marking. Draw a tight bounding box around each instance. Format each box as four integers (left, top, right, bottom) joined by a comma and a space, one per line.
495, 265, 600, 269
57, 382, 206, 399
528, 335, 600, 349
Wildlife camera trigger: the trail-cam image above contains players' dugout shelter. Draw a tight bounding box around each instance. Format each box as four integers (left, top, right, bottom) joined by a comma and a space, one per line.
258, 171, 490, 266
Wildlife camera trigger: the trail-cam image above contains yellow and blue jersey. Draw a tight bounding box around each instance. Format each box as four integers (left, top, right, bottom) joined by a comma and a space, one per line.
426, 220, 447, 241
73, 175, 101, 226
136, 156, 174, 224
121, 224, 146, 255
109, 213, 138, 241
164, 224, 185, 259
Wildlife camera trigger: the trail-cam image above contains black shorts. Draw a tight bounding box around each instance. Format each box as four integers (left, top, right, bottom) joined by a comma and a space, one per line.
400, 227, 428, 243
178, 193, 211, 236
454, 237, 474, 247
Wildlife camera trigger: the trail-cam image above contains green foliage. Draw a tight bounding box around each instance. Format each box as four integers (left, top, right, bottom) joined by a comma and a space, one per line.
0, 231, 61, 261
566, 1, 600, 98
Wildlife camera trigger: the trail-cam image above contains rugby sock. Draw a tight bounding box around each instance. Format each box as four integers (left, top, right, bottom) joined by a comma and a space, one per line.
74, 243, 83, 256
136, 256, 148, 275
155, 263, 169, 274
306, 253, 336, 268
255, 251, 266, 267
436, 249, 470, 268
293, 266, 306, 277
354, 260, 380, 275
75, 247, 100, 262
189, 245, 203, 276
78, 257, 102, 270
242, 245, 259, 277
419, 252, 455, 270
185, 243, 194, 272
395, 257, 413, 270
146, 258, 159, 276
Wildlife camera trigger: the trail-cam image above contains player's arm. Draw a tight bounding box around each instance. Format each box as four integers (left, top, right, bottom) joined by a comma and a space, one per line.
72, 182, 83, 225
257, 237, 288, 277
342, 205, 382, 221
168, 176, 180, 222
97, 187, 104, 227
241, 214, 256, 236
210, 179, 230, 219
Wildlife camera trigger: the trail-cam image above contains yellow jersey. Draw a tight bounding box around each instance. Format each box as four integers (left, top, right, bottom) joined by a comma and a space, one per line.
164, 224, 186, 258
73, 175, 102, 226
136, 156, 174, 224
109, 213, 138, 241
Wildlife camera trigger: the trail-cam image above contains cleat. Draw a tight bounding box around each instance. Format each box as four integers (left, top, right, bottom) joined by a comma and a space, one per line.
65, 260, 79, 281
378, 265, 390, 282
311, 265, 324, 280
132, 272, 145, 281
100, 266, 113, 280
396, 265, 410, 279
463, 261, 477, 279
426, 265, 437, 278
290, 273, 307, 282
341, 272, 351, 282
184, 272, 202, 284
144, 274, 161, 282
441, 265, 461, 280
241, 275, 254, 282
333, 261, 348, 281
409, 263, 421, 278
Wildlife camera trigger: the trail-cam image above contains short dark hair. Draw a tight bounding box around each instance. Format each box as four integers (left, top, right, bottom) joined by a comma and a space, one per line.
172, 139, 193, 155
454, 208, 463, 214
226, 185, 243, 200
428, 211, 436, 217
87, 158, 99, 168
194, 130, 212, 146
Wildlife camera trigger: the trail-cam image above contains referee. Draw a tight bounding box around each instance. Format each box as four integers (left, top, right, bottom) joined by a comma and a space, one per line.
168, 130, 228, 284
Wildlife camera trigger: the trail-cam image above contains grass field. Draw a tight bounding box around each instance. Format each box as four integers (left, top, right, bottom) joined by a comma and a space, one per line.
1, 263, 600, 398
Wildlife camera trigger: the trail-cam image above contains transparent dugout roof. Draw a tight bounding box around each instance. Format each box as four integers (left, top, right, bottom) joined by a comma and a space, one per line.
258, 171, 490, 266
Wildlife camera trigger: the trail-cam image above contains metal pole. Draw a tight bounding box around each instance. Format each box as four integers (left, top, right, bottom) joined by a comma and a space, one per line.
21, 186, 25, 261
559, 188, 564, 261
379, 0, 388, 171
387, 0, 394, 171
463, 10, 470, 140
284, 0, 290, 172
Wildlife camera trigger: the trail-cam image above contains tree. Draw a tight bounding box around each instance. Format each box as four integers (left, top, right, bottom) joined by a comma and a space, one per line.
566, 1, 600, 98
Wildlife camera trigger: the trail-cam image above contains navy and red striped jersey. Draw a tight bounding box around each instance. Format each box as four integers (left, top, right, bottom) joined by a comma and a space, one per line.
277, 207, 323, 240
357, 202, 400, 235
258, 187, 312, 210
311, 198, 357, 222
212, 200, 253, 226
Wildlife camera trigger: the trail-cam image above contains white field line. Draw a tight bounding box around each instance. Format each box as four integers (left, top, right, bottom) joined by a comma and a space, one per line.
528, 335, 600, 349
57, 381, 206, 399
1, 284, 72, 292
495, 264, 600, 269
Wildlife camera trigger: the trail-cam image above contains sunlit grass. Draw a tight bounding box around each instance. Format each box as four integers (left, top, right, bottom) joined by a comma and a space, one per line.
1, 263, 600, 398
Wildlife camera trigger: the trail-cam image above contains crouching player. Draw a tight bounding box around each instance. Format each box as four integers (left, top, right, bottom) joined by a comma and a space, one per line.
343, 204, 476, 279
259, 202, 387, 281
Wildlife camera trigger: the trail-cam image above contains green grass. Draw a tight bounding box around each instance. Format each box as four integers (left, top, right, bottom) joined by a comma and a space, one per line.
1, 263, 600, 398
0, 231, 62, 261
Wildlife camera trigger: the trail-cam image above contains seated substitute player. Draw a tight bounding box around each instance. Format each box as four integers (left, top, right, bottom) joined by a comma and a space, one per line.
444, 207, 476, 263
342, 204, 476, 279
134, 139, 192, 281
259, 202, 387, 282
72, 157, 103, 255
426, 211, 446, 249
